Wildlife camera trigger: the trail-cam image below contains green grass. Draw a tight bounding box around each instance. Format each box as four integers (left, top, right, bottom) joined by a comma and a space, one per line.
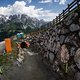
0, 54, 13, 74
0, 40, 18, 74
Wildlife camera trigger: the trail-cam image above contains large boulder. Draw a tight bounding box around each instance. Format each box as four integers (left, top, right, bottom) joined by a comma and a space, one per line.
60, 35, 65, 44
64, 36, 71, 43
74, 48, 80, 69
70, 24, 80, 32
61, 28, 70, 34
60, 44, 69, 63
70, 47, 76, 56
64, 12, 78, 26
49, 52, 55, 63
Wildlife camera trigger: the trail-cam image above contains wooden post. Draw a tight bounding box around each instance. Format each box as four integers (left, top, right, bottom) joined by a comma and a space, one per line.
54, 19, 56, 26
76, 0, 79, 11
55, 16, 57, 24
49, 22, 51, 27
59, 14, 61, 22
63, 10, 65, 19
68, 4, 70, 13
56, 16, 58, 24
53, 19, 55, 26
57, 16, 59, 23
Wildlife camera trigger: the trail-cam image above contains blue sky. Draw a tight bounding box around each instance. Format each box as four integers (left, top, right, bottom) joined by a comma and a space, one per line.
0, 0, 73, 21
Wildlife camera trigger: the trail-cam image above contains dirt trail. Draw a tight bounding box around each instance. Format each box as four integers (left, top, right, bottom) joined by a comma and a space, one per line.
2, 50, 60, 80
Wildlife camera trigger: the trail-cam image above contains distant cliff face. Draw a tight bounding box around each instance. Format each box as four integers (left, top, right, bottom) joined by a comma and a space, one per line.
0, 14, 46, 28
8, 14, 46, 28
0, 14, 47, 41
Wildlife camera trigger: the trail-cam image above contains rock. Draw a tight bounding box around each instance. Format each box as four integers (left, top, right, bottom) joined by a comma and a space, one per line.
79, 18, 80, 25
47, 42, 51, 50
57, 29, 61, 34
57, 24, 62, 28
64, 13, 78, 26
49, 52, 54, 63
55, 42, 61, 54
0, 66, 3, 74
72, 13, 79, 24
44, 51, 49, 59
64, 36, 71, 43
60, 35, 65, 44
64, 15, 72, 26
54, 27, 58, 35
64, 19, 72, 26
70, 47, 76, 56
72, 41, 78, 47
52, 32, 55, 36
52, 60, 59, 71
70, 34, 76, 40
18, 54, 24, 60
51, 43, 56, 52
55, 35, 59, 41
75, 72, 80, 80
78, 32, 80, 37
74, 48, 80, 69
61, 28, 70, 34
52, 36, 56, 42
40, 42, 43, 46
31, 11, 80, 75
53, 42, 57, 53
70, 65, 76, 72
60, 44, 69, 63
17, 58, 23, 63
70, 24, 80, 32
16, 61, 21, 67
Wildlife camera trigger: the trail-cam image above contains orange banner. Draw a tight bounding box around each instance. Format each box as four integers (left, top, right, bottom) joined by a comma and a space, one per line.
5, 38, 12, 53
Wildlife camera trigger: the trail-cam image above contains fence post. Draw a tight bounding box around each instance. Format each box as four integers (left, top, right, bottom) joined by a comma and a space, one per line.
63, 10, 65, 19
56, 16, 57, 25
76, 0, 79, 10
57, 16, 59, 23
59, 14, 61, 22
68, 4, 70, 13
49, 22, 50, 27
53, 19, 55, 26
49, 22, 51, 27
54, 19, 56, 26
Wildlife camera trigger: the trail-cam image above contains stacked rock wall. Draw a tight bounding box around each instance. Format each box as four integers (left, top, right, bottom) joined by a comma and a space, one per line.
31, 11, 80, 79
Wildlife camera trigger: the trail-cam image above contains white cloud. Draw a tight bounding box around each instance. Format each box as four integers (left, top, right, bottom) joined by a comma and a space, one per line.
54, 0, 59, 2
0, 1, 58, 21
19, 0, 32, 3
26, 0, 32, 3
39, 0, 52, 3
59, 0, 66, 5
39, 0, 66, 5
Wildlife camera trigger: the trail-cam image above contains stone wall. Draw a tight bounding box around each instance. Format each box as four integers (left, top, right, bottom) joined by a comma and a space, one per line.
31, 11, 80, 80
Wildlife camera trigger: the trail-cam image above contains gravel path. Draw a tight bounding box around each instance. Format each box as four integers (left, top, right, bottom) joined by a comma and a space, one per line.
2, 50, 60, 80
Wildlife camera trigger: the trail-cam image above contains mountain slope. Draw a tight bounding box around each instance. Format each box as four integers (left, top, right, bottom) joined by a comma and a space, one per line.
0, 14, 47, 41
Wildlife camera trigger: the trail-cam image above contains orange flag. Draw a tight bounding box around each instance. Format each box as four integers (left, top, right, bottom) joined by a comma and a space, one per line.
5, 38, 12, 53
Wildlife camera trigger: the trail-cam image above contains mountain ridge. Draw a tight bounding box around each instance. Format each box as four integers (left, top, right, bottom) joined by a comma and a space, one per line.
0, 14, 47, 41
